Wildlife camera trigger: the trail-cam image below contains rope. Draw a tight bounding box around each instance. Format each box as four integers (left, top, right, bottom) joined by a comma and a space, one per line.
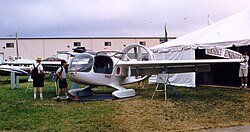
166, 73, 179, 99
166, 78, 179, 99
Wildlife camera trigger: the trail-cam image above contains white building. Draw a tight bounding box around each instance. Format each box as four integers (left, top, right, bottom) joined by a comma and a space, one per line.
0, 36, 175, 63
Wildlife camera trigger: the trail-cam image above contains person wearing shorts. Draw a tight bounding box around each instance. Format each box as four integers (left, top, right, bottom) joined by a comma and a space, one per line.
30, 58, 44, 100
56, 60, 70, 101
239, 51, 249, 89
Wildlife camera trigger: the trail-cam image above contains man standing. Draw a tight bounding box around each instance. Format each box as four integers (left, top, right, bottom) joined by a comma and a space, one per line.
56, 60, 70, 101
239, 51, 249, 89
30, 58, 44, 99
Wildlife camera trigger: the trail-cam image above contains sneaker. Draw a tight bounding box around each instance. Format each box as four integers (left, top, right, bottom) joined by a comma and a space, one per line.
56, 98, 61, 102
244, 85, 248, 88
240, 85, 244, 89
40, 97, 43, 100
34, 97, 36, 100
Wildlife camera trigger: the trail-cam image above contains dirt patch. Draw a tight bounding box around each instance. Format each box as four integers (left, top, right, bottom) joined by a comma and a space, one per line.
199, 125, 250, 132
112, 99, 188, 131
111, 96, 250, 132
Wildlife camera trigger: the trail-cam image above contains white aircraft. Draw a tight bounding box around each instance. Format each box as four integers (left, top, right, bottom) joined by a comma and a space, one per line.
0, 59, 63, 75
67, 44, 242, 98
0, 51, 79, 75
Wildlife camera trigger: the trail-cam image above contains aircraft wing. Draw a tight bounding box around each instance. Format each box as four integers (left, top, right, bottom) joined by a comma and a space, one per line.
4, 60, 61, 65
116, 59, 241, 76
3, 61, 62, 71
0, 65, 30, 75
41, 61, 62, 71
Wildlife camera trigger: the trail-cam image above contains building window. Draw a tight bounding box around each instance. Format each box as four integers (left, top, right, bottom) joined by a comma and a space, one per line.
73, 42, 81, 47
104, 42, 111, 46
139, 41, 146, 46
6, 43, 14, 48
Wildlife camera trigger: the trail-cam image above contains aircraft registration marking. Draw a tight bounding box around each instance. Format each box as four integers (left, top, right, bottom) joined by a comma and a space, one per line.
105, 75, 111, 79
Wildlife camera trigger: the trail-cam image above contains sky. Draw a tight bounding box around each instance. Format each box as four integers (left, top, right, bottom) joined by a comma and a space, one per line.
1, 0, 250, 38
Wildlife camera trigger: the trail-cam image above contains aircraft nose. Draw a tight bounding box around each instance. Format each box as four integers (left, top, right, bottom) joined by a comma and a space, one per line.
68, 72, 78, 82
69, 72, 77, 76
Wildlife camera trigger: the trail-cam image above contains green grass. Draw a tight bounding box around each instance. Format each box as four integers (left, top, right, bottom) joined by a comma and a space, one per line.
0, 76, 117, 132
0, 75, 250, 131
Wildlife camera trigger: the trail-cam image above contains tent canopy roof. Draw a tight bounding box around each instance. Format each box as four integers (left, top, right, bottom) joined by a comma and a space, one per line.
151, 8, 250, 52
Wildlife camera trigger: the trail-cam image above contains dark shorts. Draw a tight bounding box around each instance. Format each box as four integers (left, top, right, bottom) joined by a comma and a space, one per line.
33, 75, 44, 87
58, 79, 68, 89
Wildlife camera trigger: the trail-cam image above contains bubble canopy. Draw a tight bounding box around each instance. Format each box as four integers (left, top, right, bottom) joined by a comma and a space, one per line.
68, 54, 93, 72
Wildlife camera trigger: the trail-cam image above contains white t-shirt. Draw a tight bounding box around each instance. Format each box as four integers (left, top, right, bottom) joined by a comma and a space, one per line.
30, 62, 43, 74
240, 55, 249, 69
57, 67, 67, 79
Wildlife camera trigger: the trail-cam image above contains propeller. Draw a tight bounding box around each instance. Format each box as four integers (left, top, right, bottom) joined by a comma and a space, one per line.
121, 44, 155, 61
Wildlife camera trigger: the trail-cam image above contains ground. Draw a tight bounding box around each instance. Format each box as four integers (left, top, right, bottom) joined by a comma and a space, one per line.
0, 76, 250, 131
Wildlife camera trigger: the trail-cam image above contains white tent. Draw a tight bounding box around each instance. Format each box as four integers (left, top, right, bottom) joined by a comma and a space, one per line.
150, 8, 250, 87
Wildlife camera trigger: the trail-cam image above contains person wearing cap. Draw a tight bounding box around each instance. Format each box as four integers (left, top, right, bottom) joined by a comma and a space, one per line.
30, 58, 45, 100
239, 51, 249, 89
56, 60, 70, 101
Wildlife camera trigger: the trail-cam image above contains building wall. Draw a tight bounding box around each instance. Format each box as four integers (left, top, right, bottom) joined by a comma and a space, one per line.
0, 37, 175, 61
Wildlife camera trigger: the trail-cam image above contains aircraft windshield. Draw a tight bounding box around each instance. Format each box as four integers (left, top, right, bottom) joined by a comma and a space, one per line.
69, 54, 93, 72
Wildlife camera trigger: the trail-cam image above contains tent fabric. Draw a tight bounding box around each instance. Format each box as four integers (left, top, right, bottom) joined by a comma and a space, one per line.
151, 8, 250, 52
149, 8, 250, 87
148, 49, 196, 87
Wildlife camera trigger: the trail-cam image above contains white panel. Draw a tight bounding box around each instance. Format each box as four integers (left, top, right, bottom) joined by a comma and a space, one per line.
149, 49, 196, 87
0, 53, 4, 64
